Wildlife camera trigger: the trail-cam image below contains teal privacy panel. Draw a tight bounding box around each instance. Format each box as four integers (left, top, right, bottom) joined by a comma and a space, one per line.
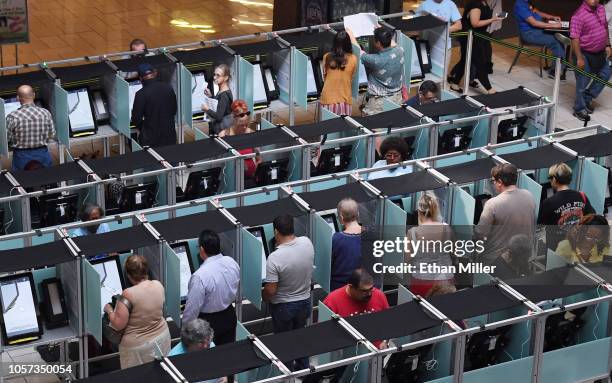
0, 238, 24, 251
32, 267, 57, 300
580, 159, 607, 214
351, 43, 361, 100
261, 117, 275, 130
145, 211, 170, 223
471, 118, 490, 149
545, 249, 568, 271
435, 152, 477, 168
32, 233, 55, 246
164, 243, 181, 326
0, 99, 7, 156
114, 75, 130, 136
383, 98, 400, 111
243, 190, 278, 206
54, 83, 69, 148
493, 142, 532, 156
241, 228, 263, 310
194, 126, 207, 140
383, 199, 407, 268
426, 376, 453, 383
239, 57, 254, 113
397, 283, 413, 304
450, 186, 475, 226
414, 127, 430, 159
293, 48, 308, 109
313, 214, 333, 292
463, 356, 534, 383
541, 337, 610, 383
321, 108, 339, 121
179, 64, 193, 131
83, 259, 102, 344
518, 172, 542, 219
131, 138, 143, 151
397, 32, 414, 88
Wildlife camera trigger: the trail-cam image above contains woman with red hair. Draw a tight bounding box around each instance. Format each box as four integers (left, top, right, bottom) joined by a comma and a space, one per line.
219, 100, 260, 178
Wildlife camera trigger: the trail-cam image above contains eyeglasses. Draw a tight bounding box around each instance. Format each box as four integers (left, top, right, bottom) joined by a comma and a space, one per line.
385, 152, 401, 160
234, 111, 251, 118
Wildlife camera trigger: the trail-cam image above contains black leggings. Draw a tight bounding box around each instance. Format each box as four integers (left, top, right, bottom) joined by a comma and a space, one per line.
449, 35, 493, 91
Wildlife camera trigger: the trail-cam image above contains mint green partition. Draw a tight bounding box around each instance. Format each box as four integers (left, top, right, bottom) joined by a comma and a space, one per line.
435, 152, 478, 167
241, 228, 264, 309
114, 75, 131, 136
518, 173, 542, 219
32, 267, 57, 299
179, 64, 193, 131
493, 142, 532, 156
32, 233, 56, 245
397, 32, 414, 89
164, 243, 181, 326
242, 190, 279, 206
194, 126, 208, 140
462, 356, 534, 383
84, 259, 103, 344
313, 214, 333, 292
541, 338, 610, 383
0, 238, 24, 251
351, 43, 361, 100
0, 99, 7, 156
239, 57, 254, 113
471, 118, 490, 149
321, 108, 339, 121
383, 98, 400, 112
383, 199, 407, 270
261, 117, 275, 130
53, 83, 70, 148
545, 249, 568, 271
293, 48, 308, 110
450, 186, 475, 226
236, 321, 276, 383
580, 159, 608, 214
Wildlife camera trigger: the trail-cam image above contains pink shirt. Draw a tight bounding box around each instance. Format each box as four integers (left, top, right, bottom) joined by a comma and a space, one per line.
570, 2, 610, 53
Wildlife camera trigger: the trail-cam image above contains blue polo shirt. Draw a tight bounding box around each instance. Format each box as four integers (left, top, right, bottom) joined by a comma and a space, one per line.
514, 0, 542, 32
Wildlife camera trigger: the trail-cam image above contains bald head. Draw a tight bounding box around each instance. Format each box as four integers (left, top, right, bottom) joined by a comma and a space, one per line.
337, 198, 359, 224
16, 85, 35, 104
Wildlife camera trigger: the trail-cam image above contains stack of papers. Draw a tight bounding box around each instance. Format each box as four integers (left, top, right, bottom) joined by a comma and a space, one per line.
344, 13, 379, 38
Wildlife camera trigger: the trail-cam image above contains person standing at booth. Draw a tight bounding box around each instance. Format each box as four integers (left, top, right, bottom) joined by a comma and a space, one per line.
330, 198, 363, 291
6, 85, 56, 171
346, 26, 404, 116
130, 63, 178, 148
320, 31, 357, 116
570, 0, 612, 121
263, 214, 314, 370
183, 230, 240, 347
201, 64, 234, 135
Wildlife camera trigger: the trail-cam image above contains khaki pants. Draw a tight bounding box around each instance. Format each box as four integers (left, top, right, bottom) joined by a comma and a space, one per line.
361, 92, 403, 116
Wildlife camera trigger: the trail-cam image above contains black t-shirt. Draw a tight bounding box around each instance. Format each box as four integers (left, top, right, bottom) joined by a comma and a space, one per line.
462, 0, 493, 33
538, 189, 595, 248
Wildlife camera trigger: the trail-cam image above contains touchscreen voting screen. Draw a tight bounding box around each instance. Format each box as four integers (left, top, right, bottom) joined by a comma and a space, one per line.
253, 64, 269, 105
3, 98, 21, 118
128, 81, 143, 117
248, 227, 269, 280
92, 258, 124, 316
170, 242, 194, 302
306, 58, 318, 96
191, 73, 208, 115
321, 213, 339, 232
67, 88, 96, 132
264, 69, 276, 93
0, 274, 40, 342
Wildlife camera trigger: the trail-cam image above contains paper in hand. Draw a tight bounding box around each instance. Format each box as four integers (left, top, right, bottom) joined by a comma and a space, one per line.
344, 13, 379, 38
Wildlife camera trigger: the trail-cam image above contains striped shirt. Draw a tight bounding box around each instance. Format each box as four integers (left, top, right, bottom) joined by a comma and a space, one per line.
570, 2, 610, 54
361, 46, 404, 97
6, 103, 55, 149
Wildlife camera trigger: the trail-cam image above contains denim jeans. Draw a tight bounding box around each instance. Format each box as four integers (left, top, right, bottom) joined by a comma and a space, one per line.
574, 52, 612, 113
11, 147, 52, 171
270, 298, 311, 370
520, 29, 566, 71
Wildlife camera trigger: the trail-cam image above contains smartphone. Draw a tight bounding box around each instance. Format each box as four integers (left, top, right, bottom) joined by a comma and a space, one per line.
497, 11, 508, 18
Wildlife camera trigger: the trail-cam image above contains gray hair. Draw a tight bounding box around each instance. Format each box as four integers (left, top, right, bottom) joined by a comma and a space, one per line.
337, 198, 359, 223
507, 234, 532, 259
181, 319, 214, 348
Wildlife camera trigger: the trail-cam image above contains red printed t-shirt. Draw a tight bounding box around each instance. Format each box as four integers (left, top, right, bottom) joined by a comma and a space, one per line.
323, 286, 389, 348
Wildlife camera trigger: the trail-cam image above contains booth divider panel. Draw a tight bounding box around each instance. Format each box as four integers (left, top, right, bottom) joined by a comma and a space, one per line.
221, 158, 236, 194
424, 26, 447, 78
308, 178, 347, 192
398, 32, 414, 89
194, 126, 207, 140
321, 108, 339, 121
53, 83, 69, 148
450, 186, 475, 226
463, 356, 534, 383
351, 44, 360, 101
426, 377, 453, 383
164, 243, 181, 327
261, 118, 275, 130
238, 57, 254, 113
175, 204, 207, 218
32, 233, 56, 246
435, 152, 477, 168
146, 211, 170, 223
352, 137, 368, 173
32, 267, 57, 302
293, 49, 308, 110
397, 283, 413, 304
317, 302, 335, 366
545, 249, 568, 271
243, 190, 279, 206
0, 237, 25, 251
143, 244, 161, 281
415, 127, 429, 159
471, 118, 490, 149
541, 337, 610, 383
107, 218, 132, 232
241, 228, 263, 310
179, 64, 193, 132
383, 199, 407, 270
236, 322, 260, 383
84, 259, 103, 344
518, 173, 542, 219
58, 260, 80, 334
313, 214, 332, 293
275, 50, 292, 106
0, 100, 7, 156
113, 75, 131, 137
493, 142, 532, 156
383, 98, 400, 112
288, 148, 303, 182
579, 159, 608, 214
573, 292, 609, 342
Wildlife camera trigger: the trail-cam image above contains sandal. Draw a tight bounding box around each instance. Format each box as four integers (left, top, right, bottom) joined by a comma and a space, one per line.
469, 81, 480, 89
449, 83, 464, 93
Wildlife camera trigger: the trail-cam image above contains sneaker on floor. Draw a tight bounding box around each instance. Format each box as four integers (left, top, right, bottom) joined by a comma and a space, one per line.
585, 102, 595, 114
573, 110, 590, 121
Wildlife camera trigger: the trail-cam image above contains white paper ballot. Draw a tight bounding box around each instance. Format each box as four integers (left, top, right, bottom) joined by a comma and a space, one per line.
1, 277, 39, 339
344, 13, 379, 38
191, 73, 209, 115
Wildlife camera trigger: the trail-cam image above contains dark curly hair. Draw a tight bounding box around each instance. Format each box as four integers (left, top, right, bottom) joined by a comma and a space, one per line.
567, 214, 610, 255
380, 136, 410, 161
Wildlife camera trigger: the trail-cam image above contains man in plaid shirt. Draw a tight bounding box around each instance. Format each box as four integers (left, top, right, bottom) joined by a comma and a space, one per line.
6, 85, 56, 171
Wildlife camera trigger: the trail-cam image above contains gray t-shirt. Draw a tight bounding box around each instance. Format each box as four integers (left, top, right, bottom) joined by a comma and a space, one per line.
265, 236, 314, 304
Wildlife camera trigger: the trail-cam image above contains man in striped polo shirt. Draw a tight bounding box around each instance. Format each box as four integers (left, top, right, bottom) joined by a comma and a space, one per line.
570, 0, 612, 121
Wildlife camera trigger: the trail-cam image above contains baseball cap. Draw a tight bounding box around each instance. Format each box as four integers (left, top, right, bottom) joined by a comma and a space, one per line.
137, 63, 155, 77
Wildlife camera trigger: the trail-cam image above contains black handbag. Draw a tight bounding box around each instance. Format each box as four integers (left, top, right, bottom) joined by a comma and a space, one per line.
102, 294, 133, 347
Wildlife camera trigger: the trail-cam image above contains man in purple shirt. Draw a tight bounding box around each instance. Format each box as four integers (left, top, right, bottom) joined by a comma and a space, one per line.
571, 0, 612, 121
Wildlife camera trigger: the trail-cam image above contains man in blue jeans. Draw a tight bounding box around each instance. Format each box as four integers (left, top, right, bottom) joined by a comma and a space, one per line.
514, 0, 566, 78
263, 214, 314, 370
